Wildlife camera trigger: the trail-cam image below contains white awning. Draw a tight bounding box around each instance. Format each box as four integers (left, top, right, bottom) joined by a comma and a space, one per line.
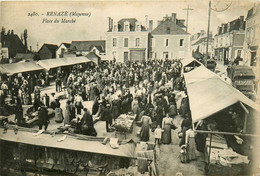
184, 66, 258, 123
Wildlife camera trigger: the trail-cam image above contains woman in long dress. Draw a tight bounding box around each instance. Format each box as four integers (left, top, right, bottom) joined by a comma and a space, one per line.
55, 104, 64, 123
63, 100, 71, 125
138, 114, 152, 142
162, 113, 174, 144
185, 128, 196, 161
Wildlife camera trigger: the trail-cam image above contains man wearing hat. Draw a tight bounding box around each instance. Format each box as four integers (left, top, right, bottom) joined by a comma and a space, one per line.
104, 103, 113, 132
38, 104, 49, 130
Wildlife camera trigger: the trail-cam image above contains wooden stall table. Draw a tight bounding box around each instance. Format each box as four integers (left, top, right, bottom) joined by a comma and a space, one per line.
112, 114, 136, 139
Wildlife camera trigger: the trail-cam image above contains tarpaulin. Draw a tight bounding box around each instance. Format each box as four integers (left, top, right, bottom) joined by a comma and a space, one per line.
37, 59, 67, 70
184, 66, 258, 123
0, 128, 136, 158
0, 61, 44, 75
37, 57, 91, 70
181, 57, 202, 68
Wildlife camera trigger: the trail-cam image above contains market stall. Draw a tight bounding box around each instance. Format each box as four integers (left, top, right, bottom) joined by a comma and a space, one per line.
112, 113, 136, 139
0, 61, 44, 75
183, 65, 259, 175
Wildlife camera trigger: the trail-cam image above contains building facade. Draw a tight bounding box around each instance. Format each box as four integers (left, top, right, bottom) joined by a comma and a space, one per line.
1, 33, 26, 59
243, 4, 260, 69
106, 18, 149, 62
150, 14, 190, 60
214, 16, 246, 65
191, 30, 213, 57
37, 43, 58, 60
56, 42, 71, 58
243, 4, 260, 98
69, 40, 105, 57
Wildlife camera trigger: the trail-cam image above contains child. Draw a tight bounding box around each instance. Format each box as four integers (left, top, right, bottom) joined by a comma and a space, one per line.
154, 125, 164, 145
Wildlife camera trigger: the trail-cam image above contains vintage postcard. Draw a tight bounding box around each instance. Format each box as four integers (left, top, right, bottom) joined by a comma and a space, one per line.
0, 0, 259, 175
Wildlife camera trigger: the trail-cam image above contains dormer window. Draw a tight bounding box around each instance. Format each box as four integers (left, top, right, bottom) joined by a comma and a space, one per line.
125, 25, 129, 31
135, 21, 141, 31
137, 25, 140, 31
166, 27, 170, 34
124, 21, 130, 32
113, 22, 118, 31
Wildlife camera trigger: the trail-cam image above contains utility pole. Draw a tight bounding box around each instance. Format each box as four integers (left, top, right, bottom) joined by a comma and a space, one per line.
183, 5, 193, 32
205, 0, 212, 67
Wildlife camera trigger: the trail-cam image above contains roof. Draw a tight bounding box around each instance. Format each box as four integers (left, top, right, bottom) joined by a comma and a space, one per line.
0, 128, 136, 158
231, 65, 255, 79
0, 61, 43, 75
86, 52, 101, 65
38, 43, 58, 57
192, 35, 213, 46
37, 56, 91, 70
151, 19, 189, 35
181, 57, 202, 68
216, 17, 245, 36
184, 65, 258, 123
107, 18, 147, 32
246, 5, 259, 19
90, 45, 105, 53
70, 40, 106, 52
61, 42, 71, 49
15, 53, 36, 60
1, 34, 26, 58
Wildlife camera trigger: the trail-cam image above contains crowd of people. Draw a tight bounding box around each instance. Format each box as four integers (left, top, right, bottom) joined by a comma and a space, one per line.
0, 59, 197, 162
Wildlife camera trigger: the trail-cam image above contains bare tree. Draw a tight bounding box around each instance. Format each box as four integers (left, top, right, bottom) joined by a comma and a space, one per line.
24, 29, 28, 53
21, 33, 23, 43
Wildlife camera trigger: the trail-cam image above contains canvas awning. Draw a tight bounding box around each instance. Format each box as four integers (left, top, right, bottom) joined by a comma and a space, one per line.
184, 66, 258, 123
181, 57, 202, 67
37, 57, 91, 70
37, 59, 67, 70
0, 61, 44, 75
62, 56, 91, 66
0, 128, 136, 158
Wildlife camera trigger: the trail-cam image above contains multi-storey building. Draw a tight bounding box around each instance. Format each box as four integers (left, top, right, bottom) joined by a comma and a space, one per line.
243, 4, 260, 97
243, 4, 260, 69
191, 30, 213, 56
214, 16, 246, 65
106, 17, 149, 62
149, 13, 191, 60
106, 13, 191, 62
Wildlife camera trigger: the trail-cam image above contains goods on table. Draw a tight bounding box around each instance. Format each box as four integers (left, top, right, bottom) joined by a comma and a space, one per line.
206, 134, 249, 166
113, 114, 136, 132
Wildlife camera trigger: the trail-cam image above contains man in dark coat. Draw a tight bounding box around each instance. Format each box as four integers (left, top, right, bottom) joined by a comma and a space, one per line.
38, 105, 49, 130
81, 108, 96, 136
104, 104, 113, 132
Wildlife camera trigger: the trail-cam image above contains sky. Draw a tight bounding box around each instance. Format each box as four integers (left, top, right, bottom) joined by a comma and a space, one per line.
1, 0, 257, 51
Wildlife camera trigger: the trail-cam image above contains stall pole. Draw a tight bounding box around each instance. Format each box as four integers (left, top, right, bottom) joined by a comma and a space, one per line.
240, 102, 249, 133
206, 133, 212, 172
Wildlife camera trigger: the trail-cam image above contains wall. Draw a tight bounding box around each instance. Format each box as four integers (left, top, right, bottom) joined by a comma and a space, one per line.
151, 34, 191, 60
56, 44, 69, 58
39, 46, 52, 60
106, 31, 149, 62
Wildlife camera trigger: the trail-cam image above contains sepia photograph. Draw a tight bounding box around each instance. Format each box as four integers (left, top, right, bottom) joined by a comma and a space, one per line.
0, 0, 260, 175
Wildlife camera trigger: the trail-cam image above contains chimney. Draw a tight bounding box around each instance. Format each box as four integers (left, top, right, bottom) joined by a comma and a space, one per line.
239, 16, 245, 30
110, 18, 113, 30
171, 13, 176, 23
149, 20, 153, 31
145, 15, 148, 30
107, 17, 111, 31
157, 20, 162, 26
163, 16, 168, 21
